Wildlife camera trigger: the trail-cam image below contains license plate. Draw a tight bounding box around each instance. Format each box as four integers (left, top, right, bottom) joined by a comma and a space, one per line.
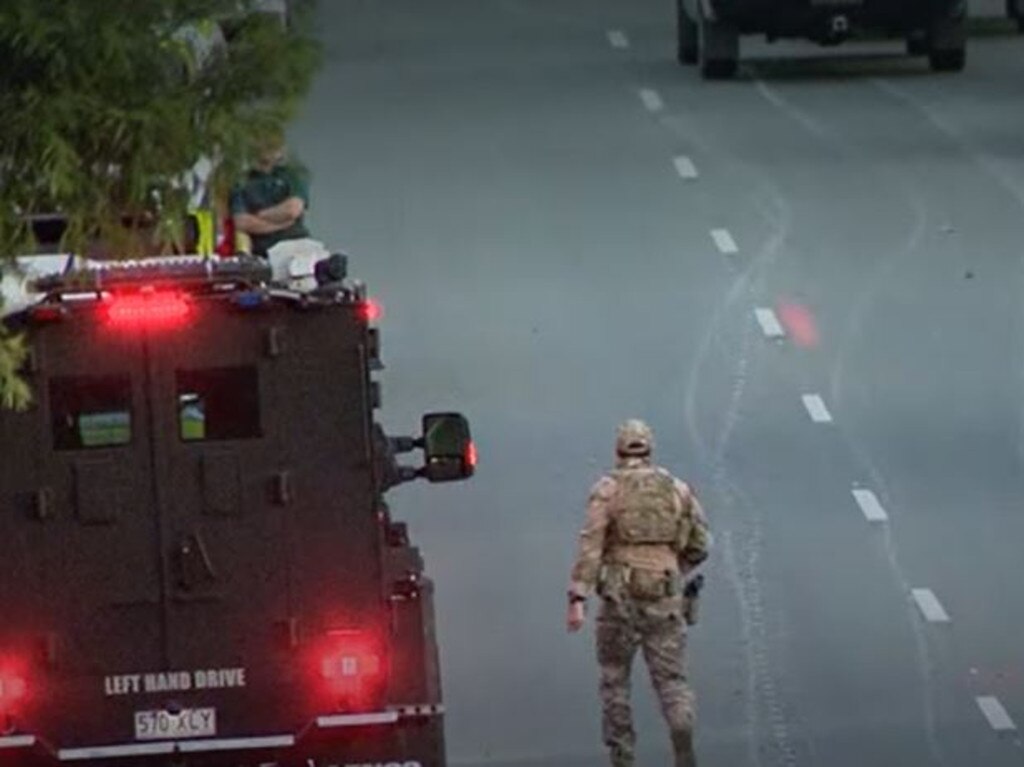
134, 708, 217, 740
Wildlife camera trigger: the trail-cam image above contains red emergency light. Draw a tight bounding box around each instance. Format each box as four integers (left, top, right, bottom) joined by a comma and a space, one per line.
105, 291, 190, 329
358, 299, 383, 324
27, 303, 68, 324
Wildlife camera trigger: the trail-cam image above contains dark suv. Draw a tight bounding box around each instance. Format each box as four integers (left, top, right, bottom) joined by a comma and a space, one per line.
677, 0, 967, 78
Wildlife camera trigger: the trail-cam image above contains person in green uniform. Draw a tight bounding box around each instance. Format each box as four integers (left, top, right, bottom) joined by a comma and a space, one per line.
230, 135, 310, 257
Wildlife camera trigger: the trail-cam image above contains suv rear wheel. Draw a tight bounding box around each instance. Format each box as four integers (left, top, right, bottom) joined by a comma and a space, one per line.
927, 13, 965, 72
697, 3, 739, 79
676, 0, 698, 65
929, 47, 965, 71
1008, 0, 1024, 32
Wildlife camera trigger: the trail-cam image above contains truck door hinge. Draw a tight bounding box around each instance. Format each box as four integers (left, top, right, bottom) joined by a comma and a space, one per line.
36, 632, 59, 668
265, 326, 286, 358
273, 470, 293, 506
275, 617, 300, 650
32, 487, 55, 521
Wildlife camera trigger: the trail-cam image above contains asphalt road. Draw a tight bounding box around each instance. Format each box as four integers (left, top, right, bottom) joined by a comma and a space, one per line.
292, 2, 1024, 765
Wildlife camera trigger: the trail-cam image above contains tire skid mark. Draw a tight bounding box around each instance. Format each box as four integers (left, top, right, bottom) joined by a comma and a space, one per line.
825, 189, 942, 762
754, 80, 829, 140
853, 454, 949, 765
754, 79, 953, 767
873, 79, 1024, 210
828, 190, 929, 412
684, 183, 801, 767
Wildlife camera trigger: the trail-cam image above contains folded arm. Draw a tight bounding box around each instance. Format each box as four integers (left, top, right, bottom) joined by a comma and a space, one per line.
232, 212, 293, 236
256, 196, 305, 225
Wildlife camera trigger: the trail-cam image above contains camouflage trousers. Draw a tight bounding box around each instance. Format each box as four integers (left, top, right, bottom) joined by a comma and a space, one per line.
596, 589, 696, 767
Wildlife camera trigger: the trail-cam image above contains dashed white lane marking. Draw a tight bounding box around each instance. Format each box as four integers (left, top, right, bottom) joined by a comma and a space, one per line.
851, 488, 888, 522
754, 308, 785, 339
711, 228, 738, 254
607, 30, 630, 49
639, 88, 664, 112
911, 588, 950, 623
977, 696, 1017, 732
673, 155, 699, 180
801, 394, 833, 423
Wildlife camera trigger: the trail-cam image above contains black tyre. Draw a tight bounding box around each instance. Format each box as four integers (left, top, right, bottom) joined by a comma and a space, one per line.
697, 3, 738, 80
1010, 0, 1024, 31
700, 57, 738, 79
927, 14, 965, 73
676, 0, 698, 65
928, 47, 965, 71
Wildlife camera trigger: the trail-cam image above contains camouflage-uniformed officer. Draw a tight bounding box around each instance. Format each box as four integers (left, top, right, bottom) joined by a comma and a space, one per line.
567, 420, 711, 767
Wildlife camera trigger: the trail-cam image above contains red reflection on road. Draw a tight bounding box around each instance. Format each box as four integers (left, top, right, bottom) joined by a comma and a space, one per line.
777, 300, 820, 349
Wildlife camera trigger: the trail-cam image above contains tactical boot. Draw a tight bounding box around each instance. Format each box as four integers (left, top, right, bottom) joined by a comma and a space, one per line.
671, 728, 697, 767
608, 743, 634, 767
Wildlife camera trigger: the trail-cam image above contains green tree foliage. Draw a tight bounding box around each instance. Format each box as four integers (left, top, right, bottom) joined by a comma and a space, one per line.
0, 332, 31, 411
0, 0, 321, 409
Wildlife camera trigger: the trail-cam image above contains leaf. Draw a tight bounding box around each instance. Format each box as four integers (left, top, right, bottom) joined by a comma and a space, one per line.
0, 328, 33, 412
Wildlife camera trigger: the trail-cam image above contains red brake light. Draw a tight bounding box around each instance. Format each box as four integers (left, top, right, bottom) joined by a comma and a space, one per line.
317, 631, 385, 709
0, 676, 26, 701
465, 441, 478, 470
0, 653, 29, 712
358, 299, 383, 324
106, 291, 190, 328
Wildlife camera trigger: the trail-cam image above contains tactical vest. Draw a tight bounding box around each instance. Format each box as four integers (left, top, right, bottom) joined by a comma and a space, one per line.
607, 468, 682, 546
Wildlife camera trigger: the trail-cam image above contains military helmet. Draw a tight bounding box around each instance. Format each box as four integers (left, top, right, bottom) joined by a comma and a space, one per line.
616, 419, 654, 457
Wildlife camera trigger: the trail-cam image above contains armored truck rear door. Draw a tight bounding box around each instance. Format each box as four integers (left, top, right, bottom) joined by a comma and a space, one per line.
143, 299, 392, 738
4, 312, 166, 747
143, 300, 294, 734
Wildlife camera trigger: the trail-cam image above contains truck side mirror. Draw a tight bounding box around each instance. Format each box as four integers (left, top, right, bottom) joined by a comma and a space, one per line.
422, 412, 475, 483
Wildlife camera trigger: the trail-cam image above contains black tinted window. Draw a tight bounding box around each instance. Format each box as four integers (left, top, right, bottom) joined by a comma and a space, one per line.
177, 366, 261, 442
50, 375, 132, 450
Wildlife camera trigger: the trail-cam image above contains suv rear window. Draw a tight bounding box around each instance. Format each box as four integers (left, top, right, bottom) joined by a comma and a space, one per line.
50, 375, 133, 450
177, 366, 261, 442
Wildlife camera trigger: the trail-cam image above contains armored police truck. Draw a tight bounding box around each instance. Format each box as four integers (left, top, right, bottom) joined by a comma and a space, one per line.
676, 0, 967, 78
0, 248, 474, 767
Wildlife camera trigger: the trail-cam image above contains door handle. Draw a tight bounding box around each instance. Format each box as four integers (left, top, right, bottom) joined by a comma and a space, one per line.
174, 532, 218, 592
